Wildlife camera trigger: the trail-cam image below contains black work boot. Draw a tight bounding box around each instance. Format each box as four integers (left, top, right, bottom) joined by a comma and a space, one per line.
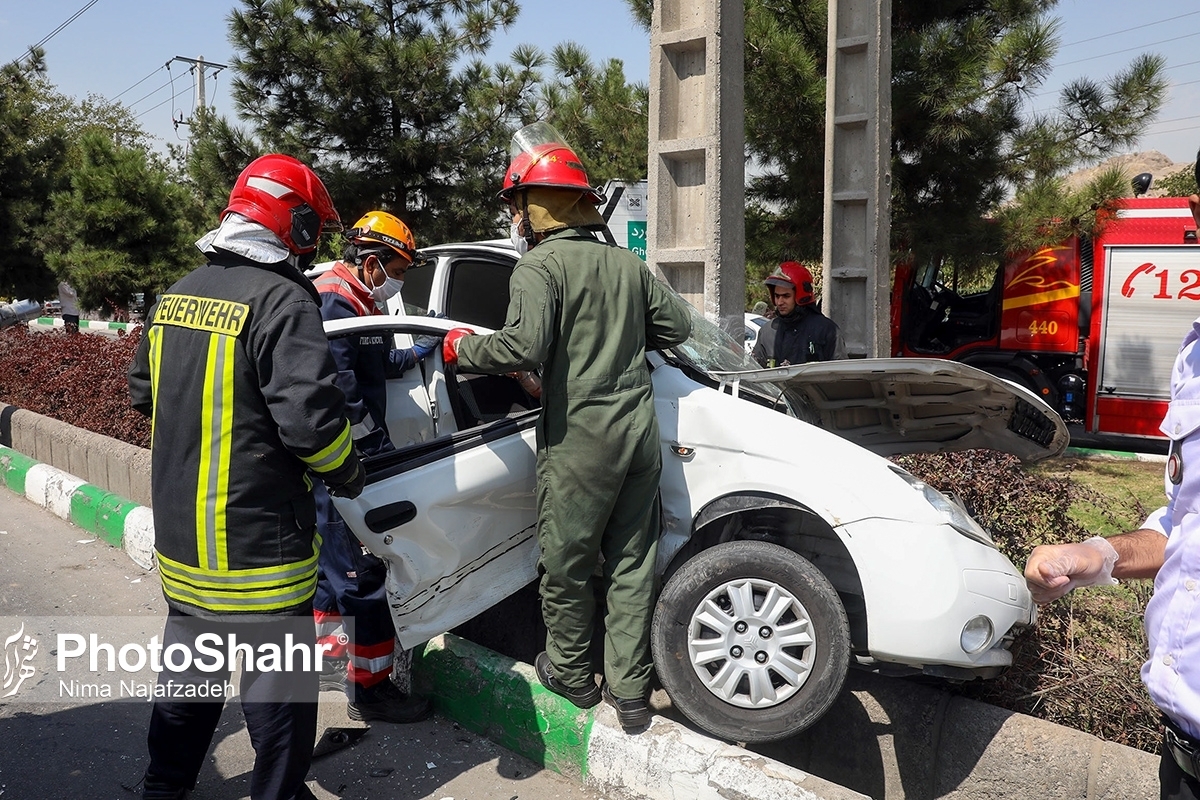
347, 678, 432, 723
535, 651, 601, 709
319, 656, 348, 693
601, 682, 652, 730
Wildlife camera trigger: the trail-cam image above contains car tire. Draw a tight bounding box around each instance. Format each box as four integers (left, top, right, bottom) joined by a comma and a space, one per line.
651, 540, 850, 743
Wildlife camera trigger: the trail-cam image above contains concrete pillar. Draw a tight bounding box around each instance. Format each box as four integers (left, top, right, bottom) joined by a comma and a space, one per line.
646, 0, 745, 338
823, 0, 892, 357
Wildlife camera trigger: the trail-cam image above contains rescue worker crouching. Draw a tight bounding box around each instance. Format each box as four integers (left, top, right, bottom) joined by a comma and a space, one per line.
310, 210, 436, 724
128, 154, 364, 800
751, 261, 845, 367
442, 122, 694, 732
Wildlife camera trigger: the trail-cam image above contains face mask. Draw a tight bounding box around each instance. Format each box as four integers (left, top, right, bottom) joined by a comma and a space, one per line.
365, 258, 404, 306
370, 275, 404, 306
510, 222, 529, 256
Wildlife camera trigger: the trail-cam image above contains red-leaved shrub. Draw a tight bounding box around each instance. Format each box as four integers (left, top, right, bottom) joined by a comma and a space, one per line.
0, 326, 150, 448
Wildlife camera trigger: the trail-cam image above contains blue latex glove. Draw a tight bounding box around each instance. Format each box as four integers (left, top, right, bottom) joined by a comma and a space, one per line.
413, 336, 441, 360
414, 309, 446, 359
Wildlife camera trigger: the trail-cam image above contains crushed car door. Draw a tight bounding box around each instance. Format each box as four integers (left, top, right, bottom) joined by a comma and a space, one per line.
330, 417, 540, 649
324, 314, 541, 649
709, 358, 1069, 462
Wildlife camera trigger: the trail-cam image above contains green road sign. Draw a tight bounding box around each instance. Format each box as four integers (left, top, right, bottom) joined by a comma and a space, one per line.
628, 221, 647, 260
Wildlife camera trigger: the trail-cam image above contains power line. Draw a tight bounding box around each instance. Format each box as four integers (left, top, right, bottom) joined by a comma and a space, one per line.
1057, 31, 1200, 68
112, 66, 165, 102
135, 83, 194, 120
127, 77, 175, 109
19, 0, 100, 64
1059, 10, 1200, 48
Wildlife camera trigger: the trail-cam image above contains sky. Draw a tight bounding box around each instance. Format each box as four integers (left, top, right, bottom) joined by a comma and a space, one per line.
1, 0, 1198, 167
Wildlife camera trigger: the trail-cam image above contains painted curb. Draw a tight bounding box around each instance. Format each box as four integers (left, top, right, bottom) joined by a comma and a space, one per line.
27, 317, 139, 331
0, 445, 155, 570
414, 634, 867, 800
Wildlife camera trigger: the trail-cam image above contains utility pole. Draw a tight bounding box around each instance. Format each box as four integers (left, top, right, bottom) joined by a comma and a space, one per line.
821, 0, 892, 357
645, 0, 746, 338
167, 55, 227, 129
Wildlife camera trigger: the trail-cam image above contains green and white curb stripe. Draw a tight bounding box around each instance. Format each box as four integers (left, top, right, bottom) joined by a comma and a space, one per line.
414, 634, 865, 800
0, 445, 155, 570
28, 317, 139, 331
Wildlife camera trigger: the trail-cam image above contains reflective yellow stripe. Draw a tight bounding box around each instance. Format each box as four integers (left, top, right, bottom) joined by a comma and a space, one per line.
1000, 285, 1081, 311
303, 420, 354, 474
196, 332, 235, 570
156, 548, 319, 588
160, 577, 317, 613
156, 545, 320, 613
147, 326, 163, 447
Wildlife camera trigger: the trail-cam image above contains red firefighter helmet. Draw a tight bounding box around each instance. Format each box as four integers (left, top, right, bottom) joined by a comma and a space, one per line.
223, 154, 342, 254
764, 261, 815, 305
497, 122, 604, 205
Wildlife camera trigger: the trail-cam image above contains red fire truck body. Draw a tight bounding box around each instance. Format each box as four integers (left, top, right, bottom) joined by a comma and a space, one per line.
891, 197, 1199, 449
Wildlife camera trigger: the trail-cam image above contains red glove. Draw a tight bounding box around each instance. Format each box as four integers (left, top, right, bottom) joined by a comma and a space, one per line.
443, 328, 474, 365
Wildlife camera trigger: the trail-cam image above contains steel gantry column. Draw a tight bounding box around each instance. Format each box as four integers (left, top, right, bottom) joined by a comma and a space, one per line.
646, 0, 746, 338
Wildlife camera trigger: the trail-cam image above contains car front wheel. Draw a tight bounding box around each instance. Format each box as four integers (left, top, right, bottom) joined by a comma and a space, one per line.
651, 540, 850, 743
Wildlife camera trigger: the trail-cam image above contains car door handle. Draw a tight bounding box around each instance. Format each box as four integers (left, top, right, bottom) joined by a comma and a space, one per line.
365, 501, 416, 533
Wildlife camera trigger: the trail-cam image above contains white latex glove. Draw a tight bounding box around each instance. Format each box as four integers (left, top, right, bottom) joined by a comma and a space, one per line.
1024, 536, 1119, 605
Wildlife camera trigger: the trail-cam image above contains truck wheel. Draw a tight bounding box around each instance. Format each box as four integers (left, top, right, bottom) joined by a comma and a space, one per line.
651, 540, 850, 743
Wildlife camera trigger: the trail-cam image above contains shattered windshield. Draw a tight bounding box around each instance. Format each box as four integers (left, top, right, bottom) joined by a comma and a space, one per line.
661, 305, 817, 422
663, 303, 760, 372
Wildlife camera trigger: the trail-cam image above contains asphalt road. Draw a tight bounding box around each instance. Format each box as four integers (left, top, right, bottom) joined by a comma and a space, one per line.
0, 489, 611, 800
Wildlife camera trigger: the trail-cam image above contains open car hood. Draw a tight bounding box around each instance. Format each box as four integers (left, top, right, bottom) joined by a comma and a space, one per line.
708, 358, 1069, 462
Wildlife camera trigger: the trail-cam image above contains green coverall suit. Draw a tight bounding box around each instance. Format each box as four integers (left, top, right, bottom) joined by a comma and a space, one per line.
457, 227, 693, 698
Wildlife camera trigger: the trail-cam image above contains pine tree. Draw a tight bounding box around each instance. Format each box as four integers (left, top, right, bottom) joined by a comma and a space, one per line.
41, 133, 201, 313
539, 42, 649, 185
217, 0, 541, 244
0, 52, 67, 300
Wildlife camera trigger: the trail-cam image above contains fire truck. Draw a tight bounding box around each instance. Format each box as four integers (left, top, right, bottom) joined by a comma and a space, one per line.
890, 196, 1199, 451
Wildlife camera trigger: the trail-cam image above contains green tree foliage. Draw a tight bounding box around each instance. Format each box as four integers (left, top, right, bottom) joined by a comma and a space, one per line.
1155, 162, 1198, 198
623, 0, 1166, 276
893, 3, 1166, 267
41, 133, 202, 312
0, 52, 67, 300
217, 0, 541, 244
174, 106, 260, 223
539, 42, 649, 185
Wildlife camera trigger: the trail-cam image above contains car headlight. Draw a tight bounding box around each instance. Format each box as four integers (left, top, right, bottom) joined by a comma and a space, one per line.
888, 466, 996, 548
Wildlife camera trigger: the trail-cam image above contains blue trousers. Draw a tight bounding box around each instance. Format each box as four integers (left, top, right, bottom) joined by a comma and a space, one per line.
313, 482, 396, 697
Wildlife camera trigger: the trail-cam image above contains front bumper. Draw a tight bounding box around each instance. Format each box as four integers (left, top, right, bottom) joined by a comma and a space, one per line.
837, 516, 1036, 677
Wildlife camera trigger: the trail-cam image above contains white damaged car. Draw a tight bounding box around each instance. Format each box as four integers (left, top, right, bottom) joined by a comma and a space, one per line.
319, 242, 1067, 743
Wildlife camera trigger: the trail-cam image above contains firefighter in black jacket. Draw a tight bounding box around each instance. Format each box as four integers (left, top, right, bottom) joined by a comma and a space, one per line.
128, 154, 363, 800
751, 261, 845, 367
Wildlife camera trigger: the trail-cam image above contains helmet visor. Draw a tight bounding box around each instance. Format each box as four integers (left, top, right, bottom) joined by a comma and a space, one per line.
510, 121, 571, 162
